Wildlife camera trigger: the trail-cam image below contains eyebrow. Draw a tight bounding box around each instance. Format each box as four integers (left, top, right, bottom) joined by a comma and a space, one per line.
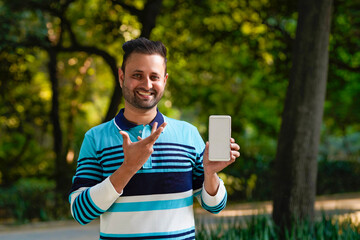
132, 69, 161, 75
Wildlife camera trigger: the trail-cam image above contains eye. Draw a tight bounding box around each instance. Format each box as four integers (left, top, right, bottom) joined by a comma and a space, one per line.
133, 73, 142, 79
151, 75, 160, 81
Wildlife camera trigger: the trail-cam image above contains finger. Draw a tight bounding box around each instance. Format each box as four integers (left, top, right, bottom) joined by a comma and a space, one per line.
158, 122, 167, 129
137, 136, 142, 141
119, 131, 132, 146
231, 150, 240, 160
231, 143, 240, 151
151, 122, 158, 134
230, 138, 235, 143
144, 122, 167, 144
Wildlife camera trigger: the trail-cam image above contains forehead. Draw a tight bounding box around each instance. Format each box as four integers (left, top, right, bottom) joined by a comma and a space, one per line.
125, 53, 166, 73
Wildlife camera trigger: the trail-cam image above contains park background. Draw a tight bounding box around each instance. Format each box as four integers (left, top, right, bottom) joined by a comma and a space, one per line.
0, 0, 359, 237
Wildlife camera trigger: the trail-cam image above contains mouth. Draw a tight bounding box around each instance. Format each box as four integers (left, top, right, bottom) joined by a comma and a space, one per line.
136, 90, 155, 99
137, 91, 152, 96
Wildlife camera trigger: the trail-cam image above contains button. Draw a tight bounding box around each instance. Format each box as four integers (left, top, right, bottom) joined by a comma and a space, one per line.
139, 130, 142, 134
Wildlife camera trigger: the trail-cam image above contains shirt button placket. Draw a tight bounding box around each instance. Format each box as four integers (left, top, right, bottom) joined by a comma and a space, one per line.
142, 125, 152, 169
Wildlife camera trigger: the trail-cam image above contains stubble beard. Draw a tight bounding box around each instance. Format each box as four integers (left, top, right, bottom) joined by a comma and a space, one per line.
122, 84, 163, 110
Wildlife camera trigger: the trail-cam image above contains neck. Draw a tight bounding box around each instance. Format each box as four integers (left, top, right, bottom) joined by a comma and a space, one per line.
123, 103, 157, 125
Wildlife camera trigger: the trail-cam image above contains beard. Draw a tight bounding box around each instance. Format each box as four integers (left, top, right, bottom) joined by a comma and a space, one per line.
122, 84, 163, 110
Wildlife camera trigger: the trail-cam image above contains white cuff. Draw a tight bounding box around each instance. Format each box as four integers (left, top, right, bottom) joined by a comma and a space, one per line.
89, 177, 122, 211
201, 179, 226, 207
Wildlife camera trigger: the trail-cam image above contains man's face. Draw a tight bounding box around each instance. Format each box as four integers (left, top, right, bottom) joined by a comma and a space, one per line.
119, 53, 168, 110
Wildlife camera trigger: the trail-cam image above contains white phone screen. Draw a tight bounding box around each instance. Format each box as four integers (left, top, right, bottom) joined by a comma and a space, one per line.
208, 115, 231, 161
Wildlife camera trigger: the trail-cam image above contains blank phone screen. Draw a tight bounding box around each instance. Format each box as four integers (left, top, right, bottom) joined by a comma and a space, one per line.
208, 115, 231, 161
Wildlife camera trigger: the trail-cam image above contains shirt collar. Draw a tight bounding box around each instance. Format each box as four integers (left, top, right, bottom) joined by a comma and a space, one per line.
114, 108, 165, 131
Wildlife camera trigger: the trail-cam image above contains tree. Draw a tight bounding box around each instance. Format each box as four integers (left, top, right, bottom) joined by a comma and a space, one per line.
0, 0, 165, 195
272, 0, 333, 227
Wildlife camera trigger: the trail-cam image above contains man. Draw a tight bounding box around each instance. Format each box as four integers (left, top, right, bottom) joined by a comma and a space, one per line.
69, 37, 240, 239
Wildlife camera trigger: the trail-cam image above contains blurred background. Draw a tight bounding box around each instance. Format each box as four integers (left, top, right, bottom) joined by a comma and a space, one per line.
0, 0, 359, 225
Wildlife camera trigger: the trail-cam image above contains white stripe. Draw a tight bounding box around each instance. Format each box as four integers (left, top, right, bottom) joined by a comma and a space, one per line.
113, 118, 122, 131
100, 205, 195, 234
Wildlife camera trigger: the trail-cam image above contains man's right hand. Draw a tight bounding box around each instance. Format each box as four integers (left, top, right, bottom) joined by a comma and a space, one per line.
119, 122, 167, 174
109, 122, 167, 194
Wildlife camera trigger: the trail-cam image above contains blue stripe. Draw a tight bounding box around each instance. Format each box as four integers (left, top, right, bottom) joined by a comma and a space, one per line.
153, 147, 196, 156
100, 157, 124, 166
102, 159, 124, 166
108, 196, 193, 212
100, 227, 195, 239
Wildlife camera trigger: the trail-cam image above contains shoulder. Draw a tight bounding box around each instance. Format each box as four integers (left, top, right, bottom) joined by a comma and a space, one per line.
164, 116, 198, 132
85, 119, 117, 138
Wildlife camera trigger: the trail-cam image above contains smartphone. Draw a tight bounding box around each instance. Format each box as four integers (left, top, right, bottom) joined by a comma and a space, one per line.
208, 115, 231, 161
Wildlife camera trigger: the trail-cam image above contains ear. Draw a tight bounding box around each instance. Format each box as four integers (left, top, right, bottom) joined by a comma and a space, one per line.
118, 68, 124, 88
164, 73, 169, 86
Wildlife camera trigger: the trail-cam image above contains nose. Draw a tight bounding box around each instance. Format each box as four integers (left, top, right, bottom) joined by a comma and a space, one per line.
141, 77, 153, 90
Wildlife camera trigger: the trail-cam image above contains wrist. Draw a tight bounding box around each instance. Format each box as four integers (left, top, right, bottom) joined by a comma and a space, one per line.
121, 161, 140, 175
204, 172, 220, 196
109, 163, 137, 193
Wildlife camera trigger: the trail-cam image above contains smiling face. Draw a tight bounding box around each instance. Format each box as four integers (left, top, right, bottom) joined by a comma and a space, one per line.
119, 53, 168, 111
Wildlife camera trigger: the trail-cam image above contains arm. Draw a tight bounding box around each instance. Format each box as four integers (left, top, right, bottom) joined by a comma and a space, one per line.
69, 132, 120, 225
199, 138, 240, 214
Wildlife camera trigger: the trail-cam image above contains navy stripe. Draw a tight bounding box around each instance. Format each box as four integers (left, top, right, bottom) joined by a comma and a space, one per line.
78, 157, 98, 162
100, 150, 124, 158
69, 177, 100, 194
96, 145, 122, 155
154, 142, 196, 150
76, 172, 103, 179
122, 171, 193, 196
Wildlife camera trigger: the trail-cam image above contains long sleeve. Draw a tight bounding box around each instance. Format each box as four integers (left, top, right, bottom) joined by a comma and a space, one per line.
70, 177, 121, 225
69, 131, 121, 225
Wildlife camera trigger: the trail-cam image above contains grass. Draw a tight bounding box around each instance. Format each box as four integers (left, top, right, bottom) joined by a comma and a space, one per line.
195, 214, 360, 239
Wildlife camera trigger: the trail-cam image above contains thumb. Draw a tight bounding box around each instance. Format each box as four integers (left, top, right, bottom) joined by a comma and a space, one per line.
204, 141, 209, 161
119, 131, 131, 146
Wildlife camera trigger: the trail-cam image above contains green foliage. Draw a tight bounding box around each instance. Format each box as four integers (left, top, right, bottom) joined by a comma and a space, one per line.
0, 0, 359, 215
196, 215, 360, 239
0, 178, 69, 223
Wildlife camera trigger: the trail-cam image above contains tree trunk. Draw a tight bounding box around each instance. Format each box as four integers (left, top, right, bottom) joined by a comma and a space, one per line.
48, 48, 67, 194
103, 0, 164, 122
272, 0, 333, 227
140, 0, 163, 38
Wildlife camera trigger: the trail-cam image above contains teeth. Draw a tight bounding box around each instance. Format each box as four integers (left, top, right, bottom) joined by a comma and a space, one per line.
138, 91, 151, 96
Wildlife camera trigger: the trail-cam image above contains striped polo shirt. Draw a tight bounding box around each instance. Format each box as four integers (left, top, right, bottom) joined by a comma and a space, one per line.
69, 109, 227, 239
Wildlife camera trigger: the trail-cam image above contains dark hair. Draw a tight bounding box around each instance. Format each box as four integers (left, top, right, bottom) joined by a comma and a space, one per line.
121, 37, 167, 74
